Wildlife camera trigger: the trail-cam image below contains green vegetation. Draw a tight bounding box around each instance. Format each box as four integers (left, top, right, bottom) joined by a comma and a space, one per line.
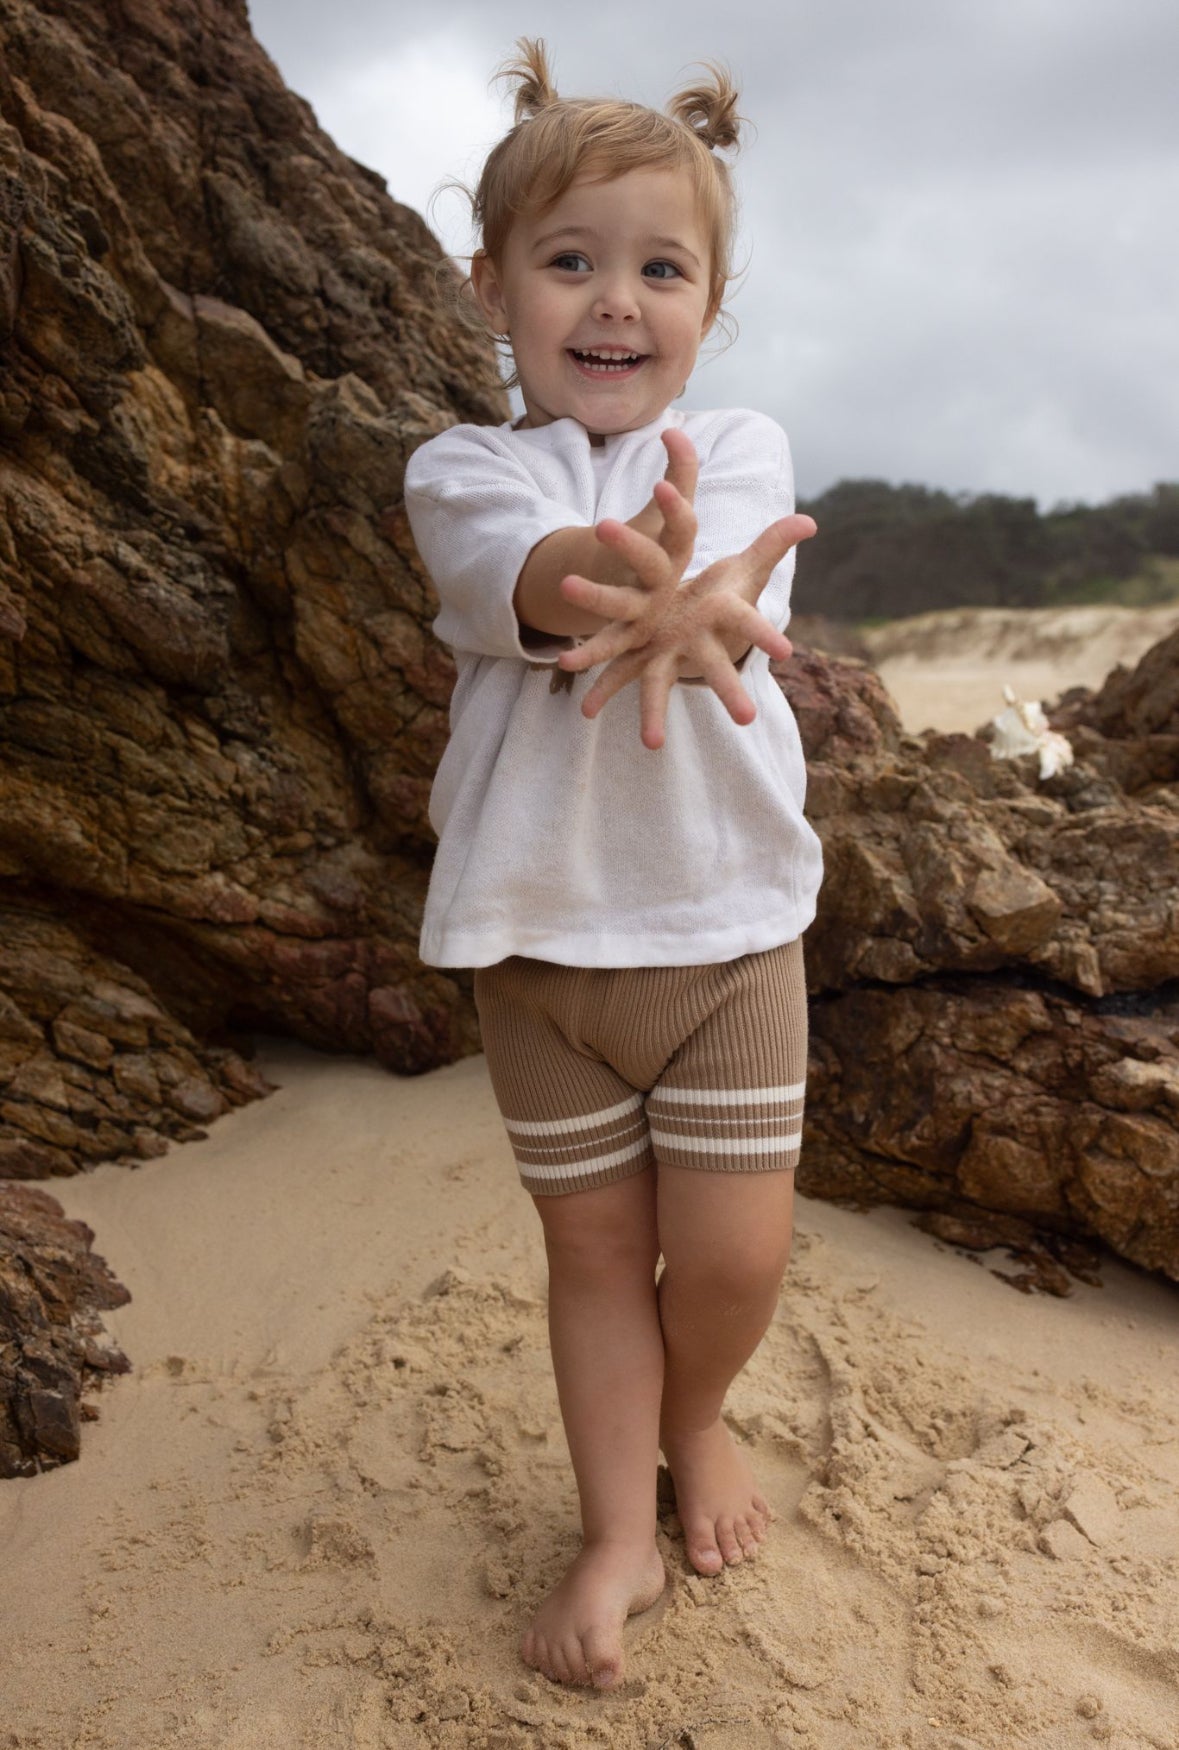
794, 481, 1179, 621
1040, 555, 1179, 609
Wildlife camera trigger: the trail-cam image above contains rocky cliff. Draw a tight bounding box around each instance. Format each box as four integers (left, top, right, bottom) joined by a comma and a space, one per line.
787, 639, 1179, 1293
1, 0, 504, 1183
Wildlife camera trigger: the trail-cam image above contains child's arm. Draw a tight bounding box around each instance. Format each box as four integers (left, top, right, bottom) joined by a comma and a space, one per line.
558, 481, 816, 751
403, 423, 687, 666
513, 429, 699, 638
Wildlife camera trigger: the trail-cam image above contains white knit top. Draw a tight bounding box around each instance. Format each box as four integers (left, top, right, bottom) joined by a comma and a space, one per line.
403, 404, 824, 968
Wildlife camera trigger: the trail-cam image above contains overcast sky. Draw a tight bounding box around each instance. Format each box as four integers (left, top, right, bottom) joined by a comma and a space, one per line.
248, 0, 1177, 508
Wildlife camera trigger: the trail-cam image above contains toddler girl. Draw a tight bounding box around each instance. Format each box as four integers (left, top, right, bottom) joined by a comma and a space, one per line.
404, 39, 822, 1692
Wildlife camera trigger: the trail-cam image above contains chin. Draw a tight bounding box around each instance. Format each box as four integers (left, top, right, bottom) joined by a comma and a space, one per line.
579, 401, 659, 432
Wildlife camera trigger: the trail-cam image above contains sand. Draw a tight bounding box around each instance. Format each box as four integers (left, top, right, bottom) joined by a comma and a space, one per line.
5, 609, 1179, 1746
858, 603, 1179, 735
2, 1038, 1177, 1750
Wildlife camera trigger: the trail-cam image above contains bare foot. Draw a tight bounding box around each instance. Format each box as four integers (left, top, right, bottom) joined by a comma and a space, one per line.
521, 1541, 665, 1689
661, 1419, 770, 1575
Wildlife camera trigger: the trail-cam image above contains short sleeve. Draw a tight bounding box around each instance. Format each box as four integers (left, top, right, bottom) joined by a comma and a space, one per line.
688, 411, 797, 631
404, 425, 579, 661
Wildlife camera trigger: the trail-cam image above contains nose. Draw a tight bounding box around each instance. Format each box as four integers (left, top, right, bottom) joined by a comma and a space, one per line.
591, 273, 641, 322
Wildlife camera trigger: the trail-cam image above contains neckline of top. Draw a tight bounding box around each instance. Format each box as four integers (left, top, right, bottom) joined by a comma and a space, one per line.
505, 409, 682, 449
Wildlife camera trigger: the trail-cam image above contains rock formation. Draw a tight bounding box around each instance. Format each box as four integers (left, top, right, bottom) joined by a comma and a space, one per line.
0, 1180, 130, 1474
1, 906, 275, 1177
0, 0, 504, 1161
783, 643, 1179, 1290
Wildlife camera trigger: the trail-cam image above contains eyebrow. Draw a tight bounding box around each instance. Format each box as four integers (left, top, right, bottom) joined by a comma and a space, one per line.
531, 225, 702, 269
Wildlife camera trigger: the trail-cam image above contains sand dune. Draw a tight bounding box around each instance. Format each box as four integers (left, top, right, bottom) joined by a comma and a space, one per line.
859, 603, 1179, 735
2, 1041, 1176, 1748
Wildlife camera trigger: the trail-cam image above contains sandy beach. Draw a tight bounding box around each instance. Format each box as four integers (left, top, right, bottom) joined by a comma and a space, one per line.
3, 1032, 1177, 1750
4, 619, 1179, 1748
860, 603, 1179, 735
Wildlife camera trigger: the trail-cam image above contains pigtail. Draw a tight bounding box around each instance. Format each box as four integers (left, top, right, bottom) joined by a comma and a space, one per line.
492, 36, 560, 125
668, 62, 743, 153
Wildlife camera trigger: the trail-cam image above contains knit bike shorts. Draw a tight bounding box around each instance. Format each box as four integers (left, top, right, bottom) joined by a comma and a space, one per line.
473, 939, 807, 1197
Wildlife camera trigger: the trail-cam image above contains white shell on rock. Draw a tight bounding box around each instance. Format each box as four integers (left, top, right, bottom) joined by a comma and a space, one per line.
990, 685, 1074, 780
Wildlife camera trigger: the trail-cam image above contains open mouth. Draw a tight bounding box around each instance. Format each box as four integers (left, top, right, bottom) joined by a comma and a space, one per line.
567, 348, 647, 375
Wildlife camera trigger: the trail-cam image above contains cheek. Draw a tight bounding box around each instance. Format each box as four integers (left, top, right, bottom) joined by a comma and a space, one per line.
669, 317, 705, 358
517, 293, 567, 340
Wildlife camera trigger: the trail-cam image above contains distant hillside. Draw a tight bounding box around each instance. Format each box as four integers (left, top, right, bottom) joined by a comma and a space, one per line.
858, 602, 1179, 736
794, 479, 1179, 621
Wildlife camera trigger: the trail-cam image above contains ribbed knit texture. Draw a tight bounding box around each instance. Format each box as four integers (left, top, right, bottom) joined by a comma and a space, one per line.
474, 941, 808, 1196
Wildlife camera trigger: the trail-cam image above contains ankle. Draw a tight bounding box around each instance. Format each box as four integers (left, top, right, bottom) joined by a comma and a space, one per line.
578, 1525, 659, 1560
660, 1408, 725, 1445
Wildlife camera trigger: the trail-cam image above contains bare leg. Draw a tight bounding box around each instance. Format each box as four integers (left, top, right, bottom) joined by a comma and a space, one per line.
523, 1168, 666, 1689
657, 1167, 794, 1575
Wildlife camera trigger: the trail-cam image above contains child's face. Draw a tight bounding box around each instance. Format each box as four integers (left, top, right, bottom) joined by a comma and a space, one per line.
472, 167, 716, 440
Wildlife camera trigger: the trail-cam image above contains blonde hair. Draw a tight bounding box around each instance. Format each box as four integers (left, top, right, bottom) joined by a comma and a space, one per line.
440, 39, 746, 379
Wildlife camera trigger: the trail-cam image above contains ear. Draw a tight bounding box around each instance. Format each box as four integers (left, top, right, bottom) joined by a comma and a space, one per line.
471, 250, 509, 332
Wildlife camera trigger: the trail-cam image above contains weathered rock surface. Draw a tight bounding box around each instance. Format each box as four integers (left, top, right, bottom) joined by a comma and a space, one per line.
1, 0, 501, 1158
1050, 623, 1179, 797
781, 642, 1179, 1288
0, 1180, 130, 1475
1, 905, 274, 1176
1061, 623, 1179, 741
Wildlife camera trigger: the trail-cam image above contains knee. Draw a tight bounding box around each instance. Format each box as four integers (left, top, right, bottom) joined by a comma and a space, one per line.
536, 1179, 659, 1284
665, 1232, 792, 1317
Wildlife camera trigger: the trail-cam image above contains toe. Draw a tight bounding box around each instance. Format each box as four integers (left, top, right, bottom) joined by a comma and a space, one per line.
716, 1517, 744, 1565
548, 1639, 575, 1686
562, 1634, 591, 1687
735, 1516, 759, 1558
530, 1633, 558, 1684
686, 1521, 724, 1575
583, 1626, 623, 1691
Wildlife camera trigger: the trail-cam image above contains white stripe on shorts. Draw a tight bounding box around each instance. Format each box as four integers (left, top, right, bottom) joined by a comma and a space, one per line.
519, 1134, 654, 1183
649, 1127, 803, 1156
513, 1117, 647, 1160
504, 1093, 643, 1138
652, 1081, 807, 1107
656, 1113, 799, 1129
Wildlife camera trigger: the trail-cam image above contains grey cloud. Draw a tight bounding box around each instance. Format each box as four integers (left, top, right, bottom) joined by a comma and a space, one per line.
247, 0, 1179, 505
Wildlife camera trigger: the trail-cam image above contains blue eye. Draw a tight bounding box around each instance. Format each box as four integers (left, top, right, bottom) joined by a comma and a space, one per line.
644, 260, 682, 280
551, 252, 591, 272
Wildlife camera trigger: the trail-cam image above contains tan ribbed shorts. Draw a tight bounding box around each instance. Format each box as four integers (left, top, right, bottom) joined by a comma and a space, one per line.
473, 939, 807, 1197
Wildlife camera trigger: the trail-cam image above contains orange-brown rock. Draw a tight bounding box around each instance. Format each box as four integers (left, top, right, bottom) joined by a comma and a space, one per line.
0, 905, 274, 1177
1, 0, 504, 1174
0, 1180, 130, 1474
803, 977, 1179, 1286
783, 638, 1179, 1289
1062, 622, 1179, 741
1050, 624, 1179, 796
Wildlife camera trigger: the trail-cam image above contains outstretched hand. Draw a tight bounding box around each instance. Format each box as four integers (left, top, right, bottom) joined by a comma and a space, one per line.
558, 449, 816, 749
